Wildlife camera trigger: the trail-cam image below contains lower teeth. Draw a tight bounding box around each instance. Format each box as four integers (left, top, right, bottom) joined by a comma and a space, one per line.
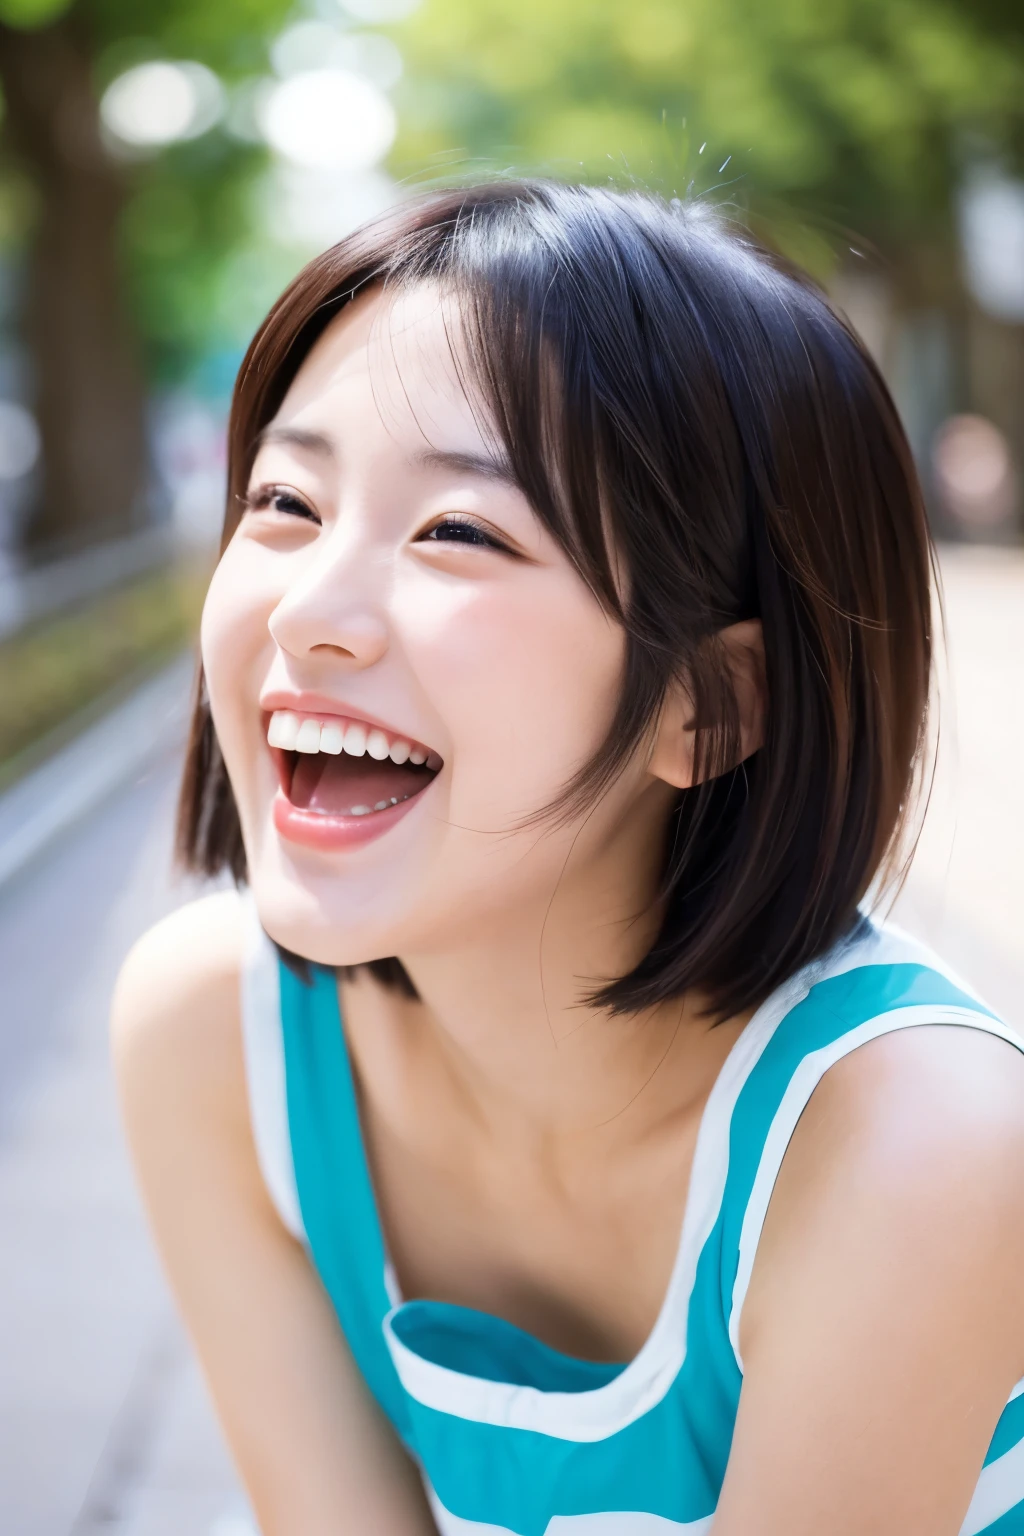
349, 794, 407, 817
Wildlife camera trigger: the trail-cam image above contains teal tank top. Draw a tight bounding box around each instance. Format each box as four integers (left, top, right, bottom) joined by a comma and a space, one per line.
240, 907, 1024, 1535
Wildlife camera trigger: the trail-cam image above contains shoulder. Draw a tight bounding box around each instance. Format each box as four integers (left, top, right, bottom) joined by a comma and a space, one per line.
798, 1020, 1024, 1193
112, 888, 245, 1027
743, 1020, 1024, 1364
718, 1020, 1024, 1532
111, 889, 248, 1130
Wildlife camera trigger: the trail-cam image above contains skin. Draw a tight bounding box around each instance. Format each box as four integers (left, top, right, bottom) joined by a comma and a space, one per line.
113, 285, 1024, 1535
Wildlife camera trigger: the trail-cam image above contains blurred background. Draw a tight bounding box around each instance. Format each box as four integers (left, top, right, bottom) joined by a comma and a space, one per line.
0, 0, 1021, 1531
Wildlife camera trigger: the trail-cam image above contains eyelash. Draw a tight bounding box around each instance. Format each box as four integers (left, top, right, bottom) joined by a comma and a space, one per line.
241, 485, 320, 523
417, 514, 508, 552
242, 487, 510, 553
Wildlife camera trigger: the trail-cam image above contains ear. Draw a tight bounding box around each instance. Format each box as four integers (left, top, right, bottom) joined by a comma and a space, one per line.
647, 620, 766, 791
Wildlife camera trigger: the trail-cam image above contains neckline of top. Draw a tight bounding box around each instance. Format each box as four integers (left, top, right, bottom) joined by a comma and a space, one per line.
320, 938, 829, 1430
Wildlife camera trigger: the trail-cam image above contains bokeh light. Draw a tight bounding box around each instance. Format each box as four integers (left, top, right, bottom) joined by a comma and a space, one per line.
258, 68, 397, 169
100, 61, 225, 149
270, 21, 403, 89
933, 415, 1018, 531
0, 402, 40, 481
339, 0, 421, 21
259, 164, 397, 247
960, 172, 1024, 324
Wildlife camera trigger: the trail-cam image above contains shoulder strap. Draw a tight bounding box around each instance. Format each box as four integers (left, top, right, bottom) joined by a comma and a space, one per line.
240, 901, 410, 1439
721, 921, 1023, 1372
277, 958, 413, 1443
239, 893, 306, 1241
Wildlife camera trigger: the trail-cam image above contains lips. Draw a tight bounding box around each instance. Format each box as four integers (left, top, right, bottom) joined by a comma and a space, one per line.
264, 705, 443, 850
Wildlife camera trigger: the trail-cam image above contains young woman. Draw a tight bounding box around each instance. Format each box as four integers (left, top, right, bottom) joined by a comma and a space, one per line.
112, 182, 1024, 1536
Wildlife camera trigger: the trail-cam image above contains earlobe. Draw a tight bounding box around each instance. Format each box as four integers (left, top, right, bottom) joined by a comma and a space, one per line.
648, 619, 766, 791
647, 677, 698, 790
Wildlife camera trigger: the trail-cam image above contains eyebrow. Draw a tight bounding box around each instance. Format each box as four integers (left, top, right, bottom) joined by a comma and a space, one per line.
415, 447, 520, 489
256, 425, 336, 457
255, 430, 520, 491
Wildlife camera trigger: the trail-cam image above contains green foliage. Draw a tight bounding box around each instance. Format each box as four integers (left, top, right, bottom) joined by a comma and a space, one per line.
391, 0, 1024, 262
6, 0, 1022, 394
116, 134, 272, 385
86, 0, 291, 77
0, 0, 72, 29
76, 0, 298, 386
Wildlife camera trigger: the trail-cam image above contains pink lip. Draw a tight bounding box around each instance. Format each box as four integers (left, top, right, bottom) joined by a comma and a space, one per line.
272, 786, 427, 851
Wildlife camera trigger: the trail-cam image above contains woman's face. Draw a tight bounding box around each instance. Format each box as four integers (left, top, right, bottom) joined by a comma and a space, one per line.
203, 285, 669, 965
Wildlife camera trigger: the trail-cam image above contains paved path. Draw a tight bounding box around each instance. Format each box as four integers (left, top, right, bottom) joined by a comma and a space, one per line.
0, 691, 245, 1536
894, 545, 1024, 1026
0, 546, 1020, 1536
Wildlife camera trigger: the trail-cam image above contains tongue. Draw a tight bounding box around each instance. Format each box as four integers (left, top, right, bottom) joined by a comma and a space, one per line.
290, 754, 432, 814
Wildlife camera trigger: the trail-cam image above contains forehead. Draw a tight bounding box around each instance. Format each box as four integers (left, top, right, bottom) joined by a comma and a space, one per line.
273, 283, 493, 450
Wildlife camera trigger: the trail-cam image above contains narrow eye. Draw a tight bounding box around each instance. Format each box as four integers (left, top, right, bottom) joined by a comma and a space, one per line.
242, 484, 320, 524
418, 516, 507, 551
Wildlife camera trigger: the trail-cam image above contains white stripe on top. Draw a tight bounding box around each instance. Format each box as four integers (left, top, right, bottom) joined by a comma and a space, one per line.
382, 961, 820, 1442
427, 1485, 713, 1535
727, 1001, 1024, 1370
961, 1433, 1024, 1536
239, 894, 306, 1243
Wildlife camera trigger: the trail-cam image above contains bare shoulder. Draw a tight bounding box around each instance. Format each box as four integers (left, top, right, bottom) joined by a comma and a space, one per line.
719, 1023, 1024, 1534
746, 1021, 1024, 1363
111, 889, 248, 1129
797, 1021, 1024, 1197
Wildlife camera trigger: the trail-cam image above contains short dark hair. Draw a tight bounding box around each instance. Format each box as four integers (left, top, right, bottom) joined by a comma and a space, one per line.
178, 180, 933, 1019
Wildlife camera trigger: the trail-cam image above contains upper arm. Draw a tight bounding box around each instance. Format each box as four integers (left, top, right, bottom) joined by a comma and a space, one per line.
111, 894, 435, 1536
714, 1024, 1024, 1536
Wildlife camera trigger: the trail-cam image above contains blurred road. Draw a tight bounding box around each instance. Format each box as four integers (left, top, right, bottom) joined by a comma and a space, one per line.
0, 546, 1020, 1536
895, 545, 1024, 1026
0, 700, 245, 1536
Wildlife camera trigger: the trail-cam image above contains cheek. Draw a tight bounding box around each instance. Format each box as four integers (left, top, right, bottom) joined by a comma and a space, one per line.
199, 560, 237, 682
199, 544, 277, 761
400, 571, 624, 813
201, 535, 286, 670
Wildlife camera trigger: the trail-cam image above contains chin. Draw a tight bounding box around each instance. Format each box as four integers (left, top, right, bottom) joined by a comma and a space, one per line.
244, 842, 416, 968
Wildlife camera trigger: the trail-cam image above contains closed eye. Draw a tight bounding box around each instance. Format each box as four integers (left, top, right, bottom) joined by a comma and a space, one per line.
241, 484, 320, 524
416, 515, 510, 552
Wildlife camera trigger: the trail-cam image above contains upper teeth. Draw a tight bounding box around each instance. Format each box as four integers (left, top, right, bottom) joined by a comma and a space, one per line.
267, 710, 431, 767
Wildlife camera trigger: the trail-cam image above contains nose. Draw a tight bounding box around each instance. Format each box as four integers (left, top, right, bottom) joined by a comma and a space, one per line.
267, 530, 389, 671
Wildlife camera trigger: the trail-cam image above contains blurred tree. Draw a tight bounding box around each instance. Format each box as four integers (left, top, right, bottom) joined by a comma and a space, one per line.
389, 0, 1024, 535
0, 0, 288, 556
3, 0, 1020, 554
391, 0, 1024, 292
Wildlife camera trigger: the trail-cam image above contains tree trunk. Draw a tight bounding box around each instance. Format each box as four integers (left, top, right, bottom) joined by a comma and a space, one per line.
0, 13, 149, 558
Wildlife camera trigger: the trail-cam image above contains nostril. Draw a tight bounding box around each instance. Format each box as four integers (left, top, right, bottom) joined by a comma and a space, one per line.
309, 643, 359, 658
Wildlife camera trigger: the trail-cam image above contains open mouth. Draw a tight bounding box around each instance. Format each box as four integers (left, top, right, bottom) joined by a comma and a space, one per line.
267, 710, 443, 820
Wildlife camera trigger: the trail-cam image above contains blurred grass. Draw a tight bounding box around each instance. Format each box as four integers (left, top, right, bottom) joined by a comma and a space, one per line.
0, 559, 209, 785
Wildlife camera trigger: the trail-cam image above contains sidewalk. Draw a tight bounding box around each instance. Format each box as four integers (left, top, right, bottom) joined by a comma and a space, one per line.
894, 544, 1024, 1025
0, 668, 245, 1536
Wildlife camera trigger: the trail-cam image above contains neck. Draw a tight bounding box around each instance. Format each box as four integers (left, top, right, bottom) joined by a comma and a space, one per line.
392, 819, 742, 1151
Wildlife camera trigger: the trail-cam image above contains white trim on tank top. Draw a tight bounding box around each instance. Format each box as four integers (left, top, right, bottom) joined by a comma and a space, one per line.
382, 957, 827, 1440
728, 997, 1024, 1369
961, 1434, 1024, 1536
239, 893, 306, 1243
379, 920, 1015, 1442
238, 913, 910, 1439
426, 1484, 712, 1535
721, 922, 1024, 1536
